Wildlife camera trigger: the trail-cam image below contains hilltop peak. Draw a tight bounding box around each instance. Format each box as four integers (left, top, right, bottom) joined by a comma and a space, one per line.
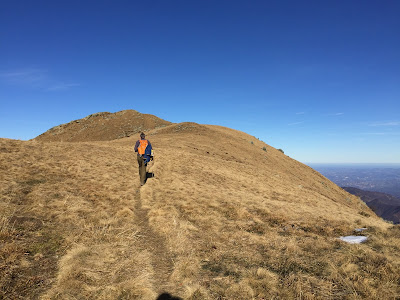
34, 110, 172, 142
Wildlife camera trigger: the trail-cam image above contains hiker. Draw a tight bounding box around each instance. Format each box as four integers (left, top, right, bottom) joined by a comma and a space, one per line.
134, 132, 153, 186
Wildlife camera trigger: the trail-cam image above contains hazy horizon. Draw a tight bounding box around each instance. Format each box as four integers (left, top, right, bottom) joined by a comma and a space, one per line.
308, 163, 400, 168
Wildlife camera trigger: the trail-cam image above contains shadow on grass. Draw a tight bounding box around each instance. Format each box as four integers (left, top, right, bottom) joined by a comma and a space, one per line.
156, 293, 182, 300
142, 172, 155, 185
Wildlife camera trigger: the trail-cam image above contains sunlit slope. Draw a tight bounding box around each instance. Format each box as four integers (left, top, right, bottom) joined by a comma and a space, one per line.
120, 122, 398, 298
1, 121, 399, 299
143, 122, 374, 224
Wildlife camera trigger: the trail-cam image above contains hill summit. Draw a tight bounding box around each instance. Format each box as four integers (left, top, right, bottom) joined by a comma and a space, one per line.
1, 110, 400, 299
34, 110, 172, 142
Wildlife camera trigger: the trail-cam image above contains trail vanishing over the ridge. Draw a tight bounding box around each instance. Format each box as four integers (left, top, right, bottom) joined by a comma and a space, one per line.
1, 114, 400, 299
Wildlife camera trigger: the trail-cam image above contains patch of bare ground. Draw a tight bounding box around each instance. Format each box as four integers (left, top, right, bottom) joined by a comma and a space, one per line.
1, 118, 400, 299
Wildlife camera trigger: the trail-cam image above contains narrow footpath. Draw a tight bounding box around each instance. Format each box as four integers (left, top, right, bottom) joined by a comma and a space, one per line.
133, 188, 174, 294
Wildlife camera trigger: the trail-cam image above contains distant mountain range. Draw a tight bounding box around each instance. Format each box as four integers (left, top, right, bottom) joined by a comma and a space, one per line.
343, 187, 400, 224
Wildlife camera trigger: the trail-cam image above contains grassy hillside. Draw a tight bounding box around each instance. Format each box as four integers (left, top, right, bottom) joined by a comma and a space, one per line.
1, 121, 400, 299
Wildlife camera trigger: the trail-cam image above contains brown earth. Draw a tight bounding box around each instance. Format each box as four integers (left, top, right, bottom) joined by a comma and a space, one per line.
1, 114, 400, 299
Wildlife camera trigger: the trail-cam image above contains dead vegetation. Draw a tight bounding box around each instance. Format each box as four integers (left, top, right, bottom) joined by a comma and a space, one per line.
1, 119, 400, 299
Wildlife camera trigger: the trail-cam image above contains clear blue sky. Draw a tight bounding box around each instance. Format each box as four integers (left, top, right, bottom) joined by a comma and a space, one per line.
1, 0, 399, 163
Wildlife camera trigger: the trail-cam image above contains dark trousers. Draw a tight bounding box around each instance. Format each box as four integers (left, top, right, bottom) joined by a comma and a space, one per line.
137, 154, 147, 185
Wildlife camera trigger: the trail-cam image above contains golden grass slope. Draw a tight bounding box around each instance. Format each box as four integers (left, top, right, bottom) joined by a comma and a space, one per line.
1, 138, 156, 299
1, 121, 400, 299
34, 110, 172, 142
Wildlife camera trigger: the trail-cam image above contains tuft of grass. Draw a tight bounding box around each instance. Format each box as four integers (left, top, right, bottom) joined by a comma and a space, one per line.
359, 211, 371, 217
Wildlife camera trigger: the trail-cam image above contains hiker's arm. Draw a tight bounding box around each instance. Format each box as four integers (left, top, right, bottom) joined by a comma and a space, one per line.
147, 140, 152, 148
134, 140, 140, 152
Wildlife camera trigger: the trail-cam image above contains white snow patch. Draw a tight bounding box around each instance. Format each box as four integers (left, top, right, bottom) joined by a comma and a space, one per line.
339, 236, 368, 244
355, 228, 368, 232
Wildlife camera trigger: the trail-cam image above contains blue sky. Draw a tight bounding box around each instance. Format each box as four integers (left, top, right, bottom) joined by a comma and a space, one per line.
1, 0, 399, 163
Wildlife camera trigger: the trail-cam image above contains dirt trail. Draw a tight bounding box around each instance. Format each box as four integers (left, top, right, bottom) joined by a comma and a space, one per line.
134, 187, 174, 294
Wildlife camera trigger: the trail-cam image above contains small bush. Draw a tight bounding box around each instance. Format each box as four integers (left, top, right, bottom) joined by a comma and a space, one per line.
262, 147, 267, 152
278, 149, 284, 154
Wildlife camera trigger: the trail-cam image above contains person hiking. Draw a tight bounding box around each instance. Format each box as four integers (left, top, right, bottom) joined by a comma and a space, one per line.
134, 132, 153, 186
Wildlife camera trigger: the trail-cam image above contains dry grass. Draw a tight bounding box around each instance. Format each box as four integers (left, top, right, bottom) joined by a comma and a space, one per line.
0, 138, 156, 299
1, 121, 400, 299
